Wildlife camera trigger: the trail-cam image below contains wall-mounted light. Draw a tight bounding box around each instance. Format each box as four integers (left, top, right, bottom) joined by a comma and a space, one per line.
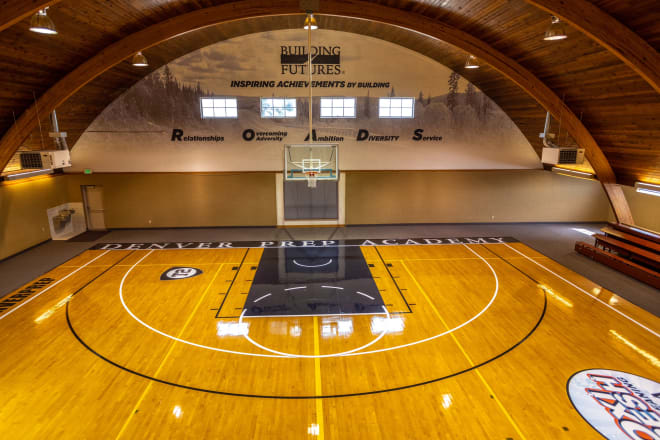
131, 51, 149, 67
303, 13, 318, 30
464, 54, 480, 69
551, 167, 595, 180
544, 16, 567, 41
635, 181, 660, 197
29, 7, 58, 35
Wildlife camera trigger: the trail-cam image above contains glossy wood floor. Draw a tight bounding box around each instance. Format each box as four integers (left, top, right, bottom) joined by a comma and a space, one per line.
0, 242, 658, 439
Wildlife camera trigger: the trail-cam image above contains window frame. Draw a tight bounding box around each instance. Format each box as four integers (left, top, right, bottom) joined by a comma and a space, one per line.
378, 97, 415, 119
319, 97, 357, 119
200, 97, 239, 119
260, 97, 297, 119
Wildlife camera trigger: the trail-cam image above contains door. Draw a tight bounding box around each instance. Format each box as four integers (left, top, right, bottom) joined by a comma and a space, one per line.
81, 185, 106, 231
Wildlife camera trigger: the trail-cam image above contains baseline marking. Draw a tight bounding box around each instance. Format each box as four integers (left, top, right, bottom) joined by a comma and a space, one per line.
503, 243, 660, 339
0, 250, 111, 321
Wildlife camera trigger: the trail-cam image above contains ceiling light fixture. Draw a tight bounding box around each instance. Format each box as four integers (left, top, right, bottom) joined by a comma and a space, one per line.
635, 181, 660, 197
303, 13, 318, 30
464, 54, 480, 69
551, 167, 595, 180
29, 7, 58, 35
131, 51, 149, 67
544, 16, 567, 41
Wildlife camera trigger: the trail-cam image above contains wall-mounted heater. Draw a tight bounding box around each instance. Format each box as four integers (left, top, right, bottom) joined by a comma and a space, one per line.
540, 112, 585, 165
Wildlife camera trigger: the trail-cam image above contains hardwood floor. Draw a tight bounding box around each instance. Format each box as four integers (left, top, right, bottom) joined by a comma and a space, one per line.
0, 242, 657, 439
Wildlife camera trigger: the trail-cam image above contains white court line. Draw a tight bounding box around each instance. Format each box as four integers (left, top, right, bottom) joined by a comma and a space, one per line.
321, 285, 344, 290
503, 243, 660, 339
357, 291, 375, 300
0, 250, 111, 321
253, 293, 272, 303
293, 259, 333, 268
240, 306, 391, 358
284, 286, 307, 291
119, 246, 500, 358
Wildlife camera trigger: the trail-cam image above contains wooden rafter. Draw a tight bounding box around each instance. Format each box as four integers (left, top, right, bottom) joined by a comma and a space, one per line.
0, 0, 634, 222
524, 0, 660, 95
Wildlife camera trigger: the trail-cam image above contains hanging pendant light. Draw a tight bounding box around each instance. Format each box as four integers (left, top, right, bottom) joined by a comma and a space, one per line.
131, 51, 149, 67
29, 8, 58, 35
464, 54, 480, 69
544, 16, 567, 41
303, 13, 318, 30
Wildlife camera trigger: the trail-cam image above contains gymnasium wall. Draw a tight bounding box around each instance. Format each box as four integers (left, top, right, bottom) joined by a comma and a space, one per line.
63, 173, 277, 228
69, 29, 540, 173
621, 185, 660, 232
345, 170, 613, 224
0, 176, 69, 260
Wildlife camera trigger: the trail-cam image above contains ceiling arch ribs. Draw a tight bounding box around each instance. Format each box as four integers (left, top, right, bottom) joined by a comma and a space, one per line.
523, 0, 660, 94
0, 0, 633, 223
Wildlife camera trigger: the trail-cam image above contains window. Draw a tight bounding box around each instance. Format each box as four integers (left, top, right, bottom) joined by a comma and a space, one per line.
261, 98, 296, 118
200, 97, 238, 118
320, 97, 355, 118
379, 97, 414, 118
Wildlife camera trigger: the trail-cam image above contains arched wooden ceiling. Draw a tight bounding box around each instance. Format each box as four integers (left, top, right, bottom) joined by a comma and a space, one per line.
0, 0, 658, 220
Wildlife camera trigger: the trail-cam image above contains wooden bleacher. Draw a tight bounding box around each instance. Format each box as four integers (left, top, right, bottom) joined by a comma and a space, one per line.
575, 223, 660, 289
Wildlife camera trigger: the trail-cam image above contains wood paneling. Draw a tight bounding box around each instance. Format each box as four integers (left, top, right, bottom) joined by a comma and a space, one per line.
0, 1, 657, 188
524, 0, 660, 93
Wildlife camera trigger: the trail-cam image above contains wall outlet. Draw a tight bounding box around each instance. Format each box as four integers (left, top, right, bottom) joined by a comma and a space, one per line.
148, 219, 152, 224
491, 215, 495, 221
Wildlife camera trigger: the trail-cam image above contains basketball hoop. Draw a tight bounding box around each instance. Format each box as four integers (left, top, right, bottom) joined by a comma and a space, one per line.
305, 171, 318, 188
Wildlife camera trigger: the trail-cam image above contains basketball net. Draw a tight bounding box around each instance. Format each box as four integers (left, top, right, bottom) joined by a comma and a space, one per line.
305, 171, 318, 188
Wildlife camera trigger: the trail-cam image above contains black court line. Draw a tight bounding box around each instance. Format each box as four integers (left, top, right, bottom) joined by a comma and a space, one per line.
69, 251, 136, 298
215, 249, 250, 319
374, 246, 413, 314
65, 249, 548, 399
479, 245, 541, 285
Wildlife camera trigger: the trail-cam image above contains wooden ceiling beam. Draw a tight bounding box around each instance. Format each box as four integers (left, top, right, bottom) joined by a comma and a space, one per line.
524, 0, 660, 95
0, 0, 633, 222
0, 0, 63, 33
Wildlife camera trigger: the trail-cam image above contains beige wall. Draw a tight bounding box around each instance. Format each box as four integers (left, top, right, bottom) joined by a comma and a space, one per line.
64, 173, 277, 228
0, 176, 69, 260
346, 170, 613, 224
621, 185, 660, 233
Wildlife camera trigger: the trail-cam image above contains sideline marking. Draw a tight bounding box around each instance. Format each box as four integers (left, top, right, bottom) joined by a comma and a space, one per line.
114, 256, 225, 439
118, 247, 499, 358
400, 244, 527, 440
503, 243, 660, 339
0, 250, 111, 321
313, 315, 325, 440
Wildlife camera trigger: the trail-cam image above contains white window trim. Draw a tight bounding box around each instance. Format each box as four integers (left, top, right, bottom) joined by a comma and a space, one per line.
319, 97, 356, 119
261, 97, 297, 119
378, 97, 415, 119
200, 97, 238, 119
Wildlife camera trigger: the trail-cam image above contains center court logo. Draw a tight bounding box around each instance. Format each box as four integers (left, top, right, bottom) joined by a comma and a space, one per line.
567, 369, 660, 439
160, 267, 203, 281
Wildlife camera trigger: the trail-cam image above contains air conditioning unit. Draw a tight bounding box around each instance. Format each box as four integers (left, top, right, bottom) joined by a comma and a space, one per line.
541, 147, 585, 165
19, 150, 71, 170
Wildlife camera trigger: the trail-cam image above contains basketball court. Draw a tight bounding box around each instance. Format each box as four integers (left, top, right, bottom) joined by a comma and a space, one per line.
1, 2, 660, 439
1, 236, 658, 439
